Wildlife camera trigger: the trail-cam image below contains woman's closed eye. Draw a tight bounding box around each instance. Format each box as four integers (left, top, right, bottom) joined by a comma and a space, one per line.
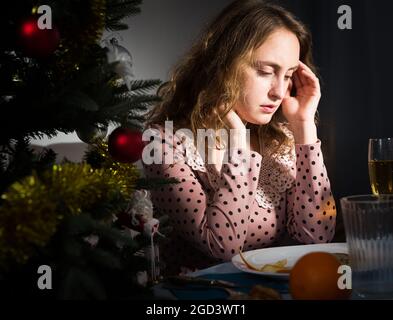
256, 70, 293, 81
256, 70, 273, 77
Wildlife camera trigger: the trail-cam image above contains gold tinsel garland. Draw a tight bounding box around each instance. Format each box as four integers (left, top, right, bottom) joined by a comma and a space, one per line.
0, 160, 139, 269
0, 174, 59, 267
89, 140, 141, 197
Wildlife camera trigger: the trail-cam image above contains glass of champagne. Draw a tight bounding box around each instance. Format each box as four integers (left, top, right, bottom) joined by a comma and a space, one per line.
368, 138, 393, 195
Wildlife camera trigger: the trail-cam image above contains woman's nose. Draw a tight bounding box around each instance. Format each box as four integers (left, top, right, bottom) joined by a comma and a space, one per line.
268, 78, 286, 101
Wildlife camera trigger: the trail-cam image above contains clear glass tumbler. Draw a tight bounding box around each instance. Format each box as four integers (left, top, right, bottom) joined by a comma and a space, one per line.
340, 195, 393, 299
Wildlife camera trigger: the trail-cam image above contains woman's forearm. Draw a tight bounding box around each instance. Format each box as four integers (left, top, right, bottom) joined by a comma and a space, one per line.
290, 121, 318, 145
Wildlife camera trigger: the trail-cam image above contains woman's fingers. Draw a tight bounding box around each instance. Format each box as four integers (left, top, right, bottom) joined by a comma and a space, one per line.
299, 62, 319, 82
298, 60, 315, 73
293, 72, 302, 89
301, 69, 319, 89
296, 61, 320, 92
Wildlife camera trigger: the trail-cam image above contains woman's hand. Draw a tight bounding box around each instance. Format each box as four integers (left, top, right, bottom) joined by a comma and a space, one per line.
218, 106, 248, 150
281, 61, 320, 126
220, 106, 246, 130
281, 61, 319, 144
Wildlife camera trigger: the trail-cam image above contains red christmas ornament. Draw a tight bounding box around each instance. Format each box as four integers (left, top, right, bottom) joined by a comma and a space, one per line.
19, 18, 60, 58
108, 127, 145, 163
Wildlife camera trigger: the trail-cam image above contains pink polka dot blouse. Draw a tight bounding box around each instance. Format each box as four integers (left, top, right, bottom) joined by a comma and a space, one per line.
143, 125, 337, 276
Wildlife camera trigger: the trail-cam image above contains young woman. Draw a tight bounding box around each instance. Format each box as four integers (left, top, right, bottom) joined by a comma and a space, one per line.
143, 0, 336, 276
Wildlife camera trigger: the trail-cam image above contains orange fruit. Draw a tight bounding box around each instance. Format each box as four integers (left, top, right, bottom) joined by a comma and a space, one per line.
289, 252, 351, 300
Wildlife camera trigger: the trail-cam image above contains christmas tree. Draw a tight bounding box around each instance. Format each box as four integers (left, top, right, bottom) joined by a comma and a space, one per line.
0, 0, 174, 299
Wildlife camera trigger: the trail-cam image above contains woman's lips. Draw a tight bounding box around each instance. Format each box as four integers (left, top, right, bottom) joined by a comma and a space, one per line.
260, 105, 277, 114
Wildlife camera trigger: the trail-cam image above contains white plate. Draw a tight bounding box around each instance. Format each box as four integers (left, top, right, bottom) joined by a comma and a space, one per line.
231, 243, 348, 279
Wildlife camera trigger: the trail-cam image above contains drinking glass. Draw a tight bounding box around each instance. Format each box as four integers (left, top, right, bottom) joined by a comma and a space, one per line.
340, 195, 393, 299
368, 138, 393, 195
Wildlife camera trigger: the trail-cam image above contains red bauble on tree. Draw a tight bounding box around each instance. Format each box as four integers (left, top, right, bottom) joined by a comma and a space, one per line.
108, 127, 145, 163
19, 18, 60, 58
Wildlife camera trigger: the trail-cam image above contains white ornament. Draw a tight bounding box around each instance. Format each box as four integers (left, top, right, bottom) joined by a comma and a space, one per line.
104, 37, 135, 90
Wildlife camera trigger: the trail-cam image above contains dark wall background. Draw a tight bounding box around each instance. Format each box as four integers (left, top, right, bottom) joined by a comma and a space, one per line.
275, 0, 393, 240
278, 0, 393, 202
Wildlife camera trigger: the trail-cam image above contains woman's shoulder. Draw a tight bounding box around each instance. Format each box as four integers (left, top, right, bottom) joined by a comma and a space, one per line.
144, 122, 199, 157
145, 122, 195, 144
144, 122, 208, 172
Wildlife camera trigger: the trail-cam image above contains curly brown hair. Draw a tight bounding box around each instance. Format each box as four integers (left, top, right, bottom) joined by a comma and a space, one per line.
146, 0, 317, 154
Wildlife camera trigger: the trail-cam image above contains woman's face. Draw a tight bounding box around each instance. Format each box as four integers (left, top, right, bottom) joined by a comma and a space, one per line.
234, 28, 300, 125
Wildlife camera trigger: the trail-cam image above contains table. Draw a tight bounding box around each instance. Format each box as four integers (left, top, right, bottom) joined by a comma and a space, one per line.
152, 261, 291, 300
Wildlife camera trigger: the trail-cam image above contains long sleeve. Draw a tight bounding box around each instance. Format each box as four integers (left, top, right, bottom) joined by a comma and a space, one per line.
143, 136, 262, 261
286, 140, 337, 243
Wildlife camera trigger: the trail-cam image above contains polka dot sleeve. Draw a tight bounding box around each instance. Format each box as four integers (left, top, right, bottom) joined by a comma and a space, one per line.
143, 143, 262, 261
286, 140, 337, 244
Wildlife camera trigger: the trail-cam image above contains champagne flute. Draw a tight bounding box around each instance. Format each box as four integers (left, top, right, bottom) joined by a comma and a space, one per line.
368, 138, 393, 195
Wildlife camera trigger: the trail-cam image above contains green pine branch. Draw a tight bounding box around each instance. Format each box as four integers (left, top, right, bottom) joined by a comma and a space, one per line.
135, 177, 180, 190
128, 79, 162, 95
112, 79, 162, 97
59, 267, 107, 300
88, 191, 128, 221
0, 0, 165, 300
0, 138, 57, 194
100, 94, 160, 126
105, 22, 129, 31
106, 0, 142, 30
83, 247, 122, 270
